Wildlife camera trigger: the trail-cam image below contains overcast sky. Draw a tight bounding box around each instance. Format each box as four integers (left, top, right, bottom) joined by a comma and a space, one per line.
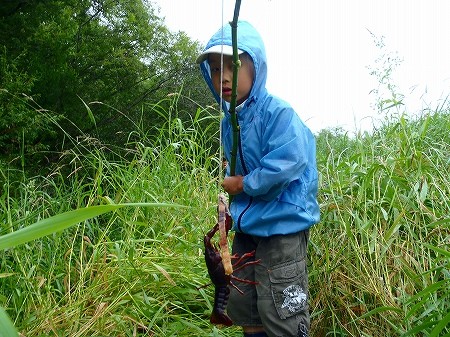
154, 0, 450, 133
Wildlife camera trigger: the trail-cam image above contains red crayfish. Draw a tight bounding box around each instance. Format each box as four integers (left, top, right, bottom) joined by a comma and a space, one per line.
203, 194, 260, 326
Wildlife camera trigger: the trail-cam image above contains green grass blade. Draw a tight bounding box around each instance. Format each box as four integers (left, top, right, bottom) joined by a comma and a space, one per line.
422, 243, 450, 258
0, 203, 183, 250
79, 96, 97, 128
401, 320, 437, 337
405, 279, 448, 306
429, 309, 450, 337
0, 307, 18, 337
353, 306, 402, 322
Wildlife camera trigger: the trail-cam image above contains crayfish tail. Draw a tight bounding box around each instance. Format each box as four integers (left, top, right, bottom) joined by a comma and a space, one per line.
210, 311, 233, 327
210, 286, 233, 326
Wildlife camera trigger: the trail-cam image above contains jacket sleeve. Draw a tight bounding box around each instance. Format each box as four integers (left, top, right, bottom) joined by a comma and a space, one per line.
242, 106, 311, 200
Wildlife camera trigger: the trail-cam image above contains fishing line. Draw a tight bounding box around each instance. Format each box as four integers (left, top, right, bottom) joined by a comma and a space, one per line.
218, 0, 225, 193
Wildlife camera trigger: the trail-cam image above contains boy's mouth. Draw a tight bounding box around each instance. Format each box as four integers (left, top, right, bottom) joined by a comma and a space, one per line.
222, 87, 232, 95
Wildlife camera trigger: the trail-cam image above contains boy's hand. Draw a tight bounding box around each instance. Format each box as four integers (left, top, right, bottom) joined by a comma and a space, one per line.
221, 175, 244, 195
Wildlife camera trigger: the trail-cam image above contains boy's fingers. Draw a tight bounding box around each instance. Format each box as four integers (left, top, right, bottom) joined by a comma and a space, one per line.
222, 176, 244, 195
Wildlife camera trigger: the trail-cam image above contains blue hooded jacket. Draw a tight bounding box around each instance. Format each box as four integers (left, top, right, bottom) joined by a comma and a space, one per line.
199, 21, 320, 237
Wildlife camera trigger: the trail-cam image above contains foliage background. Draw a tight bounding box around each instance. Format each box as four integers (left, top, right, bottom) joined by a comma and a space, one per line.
0, 0, 211, 176
1, 1, 449, 336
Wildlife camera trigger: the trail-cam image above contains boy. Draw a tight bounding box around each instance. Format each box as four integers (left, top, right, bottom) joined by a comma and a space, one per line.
197, 21, 320, 337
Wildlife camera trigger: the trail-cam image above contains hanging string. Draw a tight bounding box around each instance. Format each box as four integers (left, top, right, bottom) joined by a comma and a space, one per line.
218, 0, 225, 194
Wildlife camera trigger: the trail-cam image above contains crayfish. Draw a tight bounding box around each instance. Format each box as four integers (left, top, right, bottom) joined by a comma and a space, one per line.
203, 194, 260, 326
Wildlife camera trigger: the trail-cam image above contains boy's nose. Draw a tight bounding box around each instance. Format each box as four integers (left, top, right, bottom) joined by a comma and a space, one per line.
222, 69, 232, 82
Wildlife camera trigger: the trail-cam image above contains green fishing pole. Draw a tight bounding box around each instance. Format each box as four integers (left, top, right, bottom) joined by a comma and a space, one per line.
227, 0, 242, 203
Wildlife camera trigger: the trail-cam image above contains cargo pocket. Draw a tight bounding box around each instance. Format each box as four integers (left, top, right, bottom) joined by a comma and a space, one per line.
269, 259, 308, 320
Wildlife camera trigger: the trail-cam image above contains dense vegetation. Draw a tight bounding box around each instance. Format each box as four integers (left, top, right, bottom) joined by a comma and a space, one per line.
1, 95, 449, 336
313, 109, 450, 336
1, 1, 449, 336
0, 0, 210, 178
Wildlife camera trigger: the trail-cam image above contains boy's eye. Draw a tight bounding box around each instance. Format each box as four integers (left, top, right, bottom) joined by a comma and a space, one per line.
210, 66, 221, 73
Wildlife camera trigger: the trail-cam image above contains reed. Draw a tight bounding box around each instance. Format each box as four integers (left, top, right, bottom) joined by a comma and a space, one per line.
0, 93, 448, 336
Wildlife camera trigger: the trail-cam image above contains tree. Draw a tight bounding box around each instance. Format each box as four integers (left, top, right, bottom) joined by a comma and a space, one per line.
0, 0, 209, 174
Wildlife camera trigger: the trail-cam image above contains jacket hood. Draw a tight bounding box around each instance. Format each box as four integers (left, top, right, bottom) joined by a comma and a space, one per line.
199, 21, 268, 111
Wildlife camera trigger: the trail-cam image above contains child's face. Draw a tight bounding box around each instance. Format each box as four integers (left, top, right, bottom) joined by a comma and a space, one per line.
208, 53, 254, 106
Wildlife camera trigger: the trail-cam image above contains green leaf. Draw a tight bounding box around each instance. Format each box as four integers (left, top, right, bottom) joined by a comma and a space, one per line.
0, 203, 184, 251
402, 320, 437, 337
79, 96, 96, 128
405, 279, 449, 319
422, 243, 450, 258
419, 179, 428, 202
429, 309, 450, 337
427, 218, 450, 229
352, 305, 402, 322
0, 307, 18, 337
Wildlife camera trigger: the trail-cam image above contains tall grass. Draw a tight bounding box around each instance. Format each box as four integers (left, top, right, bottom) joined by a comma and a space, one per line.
313, 108, 450, 336
1, 93, 449, 336
0, 95, 239, 336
